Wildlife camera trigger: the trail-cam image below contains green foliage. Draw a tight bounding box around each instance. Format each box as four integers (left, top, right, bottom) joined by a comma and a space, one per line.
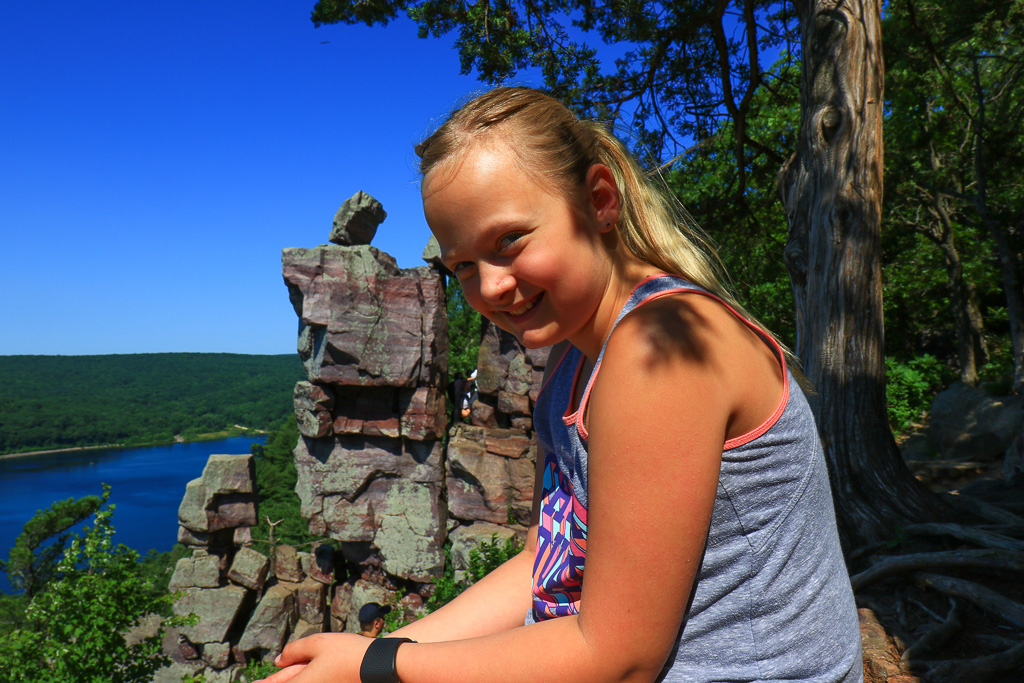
466, 534, 522, 582
0, 494, 102, 596
0, 487, 185, 682
251, 415, 321, 547
241, 661, 281, 681
0, 592, 29, 640
382, 588, 412, 633
881, 0, 1023, 378
446, 277, 483, 379
425, 535, 524, 612
0, 353, 305, 454
885, 355, 948, 432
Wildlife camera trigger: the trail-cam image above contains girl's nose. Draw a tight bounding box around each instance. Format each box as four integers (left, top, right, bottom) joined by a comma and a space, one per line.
478, 263, 515, 305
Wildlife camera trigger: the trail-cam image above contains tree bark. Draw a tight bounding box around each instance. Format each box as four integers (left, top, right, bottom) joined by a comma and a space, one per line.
778, 0, 951, 549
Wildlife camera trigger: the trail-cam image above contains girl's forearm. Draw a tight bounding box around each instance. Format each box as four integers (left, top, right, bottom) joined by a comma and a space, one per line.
394, 614, 659, 683
389, 547, 535, 643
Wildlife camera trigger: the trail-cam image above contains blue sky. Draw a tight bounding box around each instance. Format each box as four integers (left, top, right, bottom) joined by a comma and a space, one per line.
0, 1, 545, 356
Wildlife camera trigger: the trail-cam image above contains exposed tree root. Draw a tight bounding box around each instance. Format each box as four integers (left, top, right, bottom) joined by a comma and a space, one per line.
913, 640, 1024, 682
941, 491, 1024, 524
851, 549, 1024, 591
900, 522, 1024, 551
914, 572, 1024, 628
901, 598, 961, 663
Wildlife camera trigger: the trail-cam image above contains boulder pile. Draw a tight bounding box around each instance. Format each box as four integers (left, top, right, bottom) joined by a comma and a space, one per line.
171, 453, 336, 671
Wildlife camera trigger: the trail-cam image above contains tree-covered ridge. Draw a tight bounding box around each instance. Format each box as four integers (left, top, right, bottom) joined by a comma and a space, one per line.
0, 353, 305, 454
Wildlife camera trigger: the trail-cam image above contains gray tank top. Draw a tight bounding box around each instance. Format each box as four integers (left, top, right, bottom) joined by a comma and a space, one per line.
529, 275, 863, 682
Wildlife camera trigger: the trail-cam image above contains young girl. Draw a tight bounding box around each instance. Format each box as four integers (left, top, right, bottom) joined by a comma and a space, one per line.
263, 87, 863, 683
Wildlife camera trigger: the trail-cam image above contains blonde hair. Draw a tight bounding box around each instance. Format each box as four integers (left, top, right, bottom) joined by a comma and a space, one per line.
417, 86, 797, 368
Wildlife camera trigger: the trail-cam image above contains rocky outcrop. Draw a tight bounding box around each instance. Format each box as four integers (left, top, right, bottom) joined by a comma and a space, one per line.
283, 192, 449, 593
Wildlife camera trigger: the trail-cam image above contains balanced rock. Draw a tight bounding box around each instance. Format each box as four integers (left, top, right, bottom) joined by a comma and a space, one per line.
422, 234, 444, 269
329, 191, 386, 246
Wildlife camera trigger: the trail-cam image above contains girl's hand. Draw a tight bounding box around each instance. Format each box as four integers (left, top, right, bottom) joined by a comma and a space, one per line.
256, 633, 372, 683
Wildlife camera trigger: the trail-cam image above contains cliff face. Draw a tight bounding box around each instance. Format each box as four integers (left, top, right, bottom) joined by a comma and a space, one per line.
172, 192, 550, 674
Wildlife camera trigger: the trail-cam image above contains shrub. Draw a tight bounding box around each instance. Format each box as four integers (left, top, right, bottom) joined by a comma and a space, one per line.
0, 487, 186, 682
885, 354, 946, 432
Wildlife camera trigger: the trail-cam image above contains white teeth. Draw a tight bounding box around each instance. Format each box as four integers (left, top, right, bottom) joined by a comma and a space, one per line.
509, 298, 536, 316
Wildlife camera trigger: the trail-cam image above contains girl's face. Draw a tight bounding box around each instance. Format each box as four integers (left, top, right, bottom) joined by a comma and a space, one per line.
423, 143, 617, 350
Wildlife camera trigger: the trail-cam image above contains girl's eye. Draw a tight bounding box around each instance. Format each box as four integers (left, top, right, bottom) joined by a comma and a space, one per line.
498, 232, 524, 251
451, 261, 474, 276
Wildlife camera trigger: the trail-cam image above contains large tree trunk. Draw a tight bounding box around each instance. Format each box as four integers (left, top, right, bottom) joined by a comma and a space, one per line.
778, 0, 950, 550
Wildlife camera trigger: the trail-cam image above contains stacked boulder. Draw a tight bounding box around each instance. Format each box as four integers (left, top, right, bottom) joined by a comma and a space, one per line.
446, 321, 550, 573
282, 192, 449, 589
172, 454, 335, 671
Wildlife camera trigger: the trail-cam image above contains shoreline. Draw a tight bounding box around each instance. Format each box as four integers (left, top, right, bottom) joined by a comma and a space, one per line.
0, 430, 268, 461
0, 444, 126, 460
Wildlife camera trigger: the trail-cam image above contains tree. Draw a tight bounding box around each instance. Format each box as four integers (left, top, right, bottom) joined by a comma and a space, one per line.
1, 494, 102, 597
775, 0, 961, 547
251, 415, 319, 547
0, 487, 181, 682
446, 276, 484, 378
883, 0, 1024, 391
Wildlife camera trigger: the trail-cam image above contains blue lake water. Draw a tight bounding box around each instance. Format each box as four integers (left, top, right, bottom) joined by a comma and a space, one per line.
0, 436, 265, 593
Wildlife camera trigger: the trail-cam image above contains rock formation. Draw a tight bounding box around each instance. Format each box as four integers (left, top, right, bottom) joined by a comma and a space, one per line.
172, 193, 551, 675
283, 193, 449, 586
171, 454, 337, 674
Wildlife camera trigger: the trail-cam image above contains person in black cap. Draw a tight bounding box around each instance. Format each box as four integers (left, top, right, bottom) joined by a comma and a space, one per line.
357, 602, 391, 638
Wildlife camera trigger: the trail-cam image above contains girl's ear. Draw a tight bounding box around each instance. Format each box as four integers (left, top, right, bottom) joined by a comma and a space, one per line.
585, 163, 621, 233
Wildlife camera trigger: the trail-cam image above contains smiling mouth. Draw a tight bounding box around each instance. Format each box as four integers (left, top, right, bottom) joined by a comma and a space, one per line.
506, 294, 541, 317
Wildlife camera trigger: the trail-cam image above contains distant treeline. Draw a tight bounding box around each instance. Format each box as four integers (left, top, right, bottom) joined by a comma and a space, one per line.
0, 353, 305, 454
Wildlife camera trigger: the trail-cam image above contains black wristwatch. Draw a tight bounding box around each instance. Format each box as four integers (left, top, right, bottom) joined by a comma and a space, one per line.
359, 637, 415, 683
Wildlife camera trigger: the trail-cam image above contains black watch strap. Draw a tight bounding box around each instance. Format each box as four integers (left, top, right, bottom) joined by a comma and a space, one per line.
360, 637, 415, 683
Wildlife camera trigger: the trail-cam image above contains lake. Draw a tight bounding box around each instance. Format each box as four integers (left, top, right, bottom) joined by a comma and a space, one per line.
0, 436, 265, 593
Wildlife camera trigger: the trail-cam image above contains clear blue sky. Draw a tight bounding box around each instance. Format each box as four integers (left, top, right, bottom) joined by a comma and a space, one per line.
0, 1, 544, 356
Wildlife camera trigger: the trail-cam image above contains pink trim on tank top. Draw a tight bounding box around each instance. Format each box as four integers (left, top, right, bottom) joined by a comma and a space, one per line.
566, 286, 791, 448
537, 344, 573, 400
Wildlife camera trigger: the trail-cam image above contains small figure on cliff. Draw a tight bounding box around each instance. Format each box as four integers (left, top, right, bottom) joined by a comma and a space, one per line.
265, 88, 862, 682
356, 602, 390, 638
447, 372, 468, 422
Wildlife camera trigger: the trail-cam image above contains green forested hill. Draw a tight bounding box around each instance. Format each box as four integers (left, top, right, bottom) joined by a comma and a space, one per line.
0, 353, 305, 454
